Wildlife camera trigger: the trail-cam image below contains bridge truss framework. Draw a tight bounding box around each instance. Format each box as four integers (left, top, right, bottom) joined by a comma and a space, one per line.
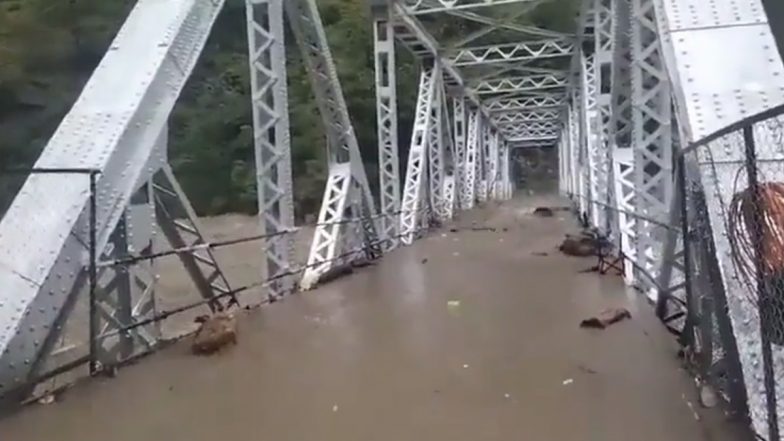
0, 0, 783, 438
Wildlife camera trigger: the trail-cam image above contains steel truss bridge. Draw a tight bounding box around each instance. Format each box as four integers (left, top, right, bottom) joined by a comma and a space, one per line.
0, 0, 784, 438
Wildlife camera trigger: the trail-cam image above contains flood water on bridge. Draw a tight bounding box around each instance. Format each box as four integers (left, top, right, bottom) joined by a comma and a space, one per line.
0, 195, 751, 440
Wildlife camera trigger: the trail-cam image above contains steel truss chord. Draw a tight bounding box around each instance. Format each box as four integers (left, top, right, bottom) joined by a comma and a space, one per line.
153, 165, 234, 310
401, 0, 539, 15
470, 74, 568, 95
462, 107, 480, 208
0, 0, 229, 395
498, 139, 512, 199
592, 0, 614, 236
652, 0, 784, 437
477, 118, 489, 202
487, 130, 500, 199
611, 148, 637, 283
285, 0, 380, 289
574, 54, 591, 218
373, 15, 402, 250
485, 95, 566, 112
498, 120, 559, 131
629, 0, 674, 297
245, 0, 296, 300
427, 67, 447, 221
450, 39, 575, 66
608, 0, 634, 279
400, 61, 440, 244
439, 82, 458, 219
494, 110, 560, 125
567, 101, 580, 200
452, 96, 467, 211
93, 190, 159, 364
581, 49, 603, 230
502, 126, 559, 140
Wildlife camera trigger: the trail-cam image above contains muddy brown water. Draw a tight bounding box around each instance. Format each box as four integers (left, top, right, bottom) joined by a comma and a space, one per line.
0, 195, 751, 440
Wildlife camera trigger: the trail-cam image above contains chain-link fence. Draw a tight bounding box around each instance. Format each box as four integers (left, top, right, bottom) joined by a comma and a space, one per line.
680, 103, 784, 441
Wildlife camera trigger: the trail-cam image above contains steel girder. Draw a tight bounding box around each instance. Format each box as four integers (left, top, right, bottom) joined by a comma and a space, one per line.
446, 7, 567, 49
428, 70, 447, 220
246, 0, 296, 300
400, 62, 441, 244
372, 17, 402, 249
452, 97, 467, 210
450, 39, 575, 66
461, 108, 481, 208
288, 0, 381, 289
502, 127, 558, 140
493, 110, 560, 125
476, 117, 489, 202
611, 147, 636, 284
581, 51, 603, 228
629, 0, 674, 297
485, 94, 566, 112
389, 2, 507, 137
439, 81, 458, 219
498, 120, 559, 131
559, 1, 784, 437
0, 0, 232, 396
652, 0, 784, 438
400, 0, 539, 15
470, 73, 568, 95
608, 0, 634, 277
592, 0, 614, 236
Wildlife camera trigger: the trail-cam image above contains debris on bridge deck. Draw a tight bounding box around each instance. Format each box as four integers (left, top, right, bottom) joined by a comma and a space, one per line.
533, 207, 555, 217
0, 197, 751, 441
580, 307, 632, 330
191, 312, 238, 355
558, 232, 599, 257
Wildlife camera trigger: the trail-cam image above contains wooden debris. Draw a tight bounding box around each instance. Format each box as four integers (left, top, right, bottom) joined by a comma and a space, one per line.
580, 308, 631, 329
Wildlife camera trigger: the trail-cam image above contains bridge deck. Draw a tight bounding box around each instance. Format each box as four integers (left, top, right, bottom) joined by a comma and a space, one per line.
0, 196, 749, 441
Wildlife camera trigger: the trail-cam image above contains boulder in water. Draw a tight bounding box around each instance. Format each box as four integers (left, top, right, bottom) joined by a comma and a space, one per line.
559, 234, 597, 257
192, 312, 238, 355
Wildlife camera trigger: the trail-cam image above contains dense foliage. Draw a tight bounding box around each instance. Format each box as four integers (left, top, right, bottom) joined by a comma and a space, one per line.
0, 0, 574, 219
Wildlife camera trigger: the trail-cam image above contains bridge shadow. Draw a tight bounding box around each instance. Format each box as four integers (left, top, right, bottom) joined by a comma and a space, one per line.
0, 195, 751, 441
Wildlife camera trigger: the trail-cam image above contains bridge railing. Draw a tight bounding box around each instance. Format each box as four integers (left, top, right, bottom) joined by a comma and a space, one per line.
0, 198, 432, 406
678, 103, 784, 440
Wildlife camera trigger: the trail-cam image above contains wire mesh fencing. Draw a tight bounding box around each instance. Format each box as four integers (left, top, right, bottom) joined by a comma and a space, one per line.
680, 104, 784, 441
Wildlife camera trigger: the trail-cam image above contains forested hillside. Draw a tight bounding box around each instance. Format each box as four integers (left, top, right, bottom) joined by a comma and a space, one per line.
0, 0, 574, 219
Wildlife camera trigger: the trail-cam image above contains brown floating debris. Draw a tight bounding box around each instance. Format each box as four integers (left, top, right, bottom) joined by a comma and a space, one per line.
192, 312, 238, 355
580, 307, 631, 329
533, 207, 554, 217
559, 233, 598, 257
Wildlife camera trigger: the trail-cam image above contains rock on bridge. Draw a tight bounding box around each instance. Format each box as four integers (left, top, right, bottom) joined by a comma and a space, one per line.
0, 196, 750, 440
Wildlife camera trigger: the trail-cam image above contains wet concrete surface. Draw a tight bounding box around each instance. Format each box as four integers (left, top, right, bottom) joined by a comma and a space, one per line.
0, 195, 752, 441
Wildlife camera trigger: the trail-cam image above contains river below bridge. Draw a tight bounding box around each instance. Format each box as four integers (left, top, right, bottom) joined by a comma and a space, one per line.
0, 194, 752, 440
